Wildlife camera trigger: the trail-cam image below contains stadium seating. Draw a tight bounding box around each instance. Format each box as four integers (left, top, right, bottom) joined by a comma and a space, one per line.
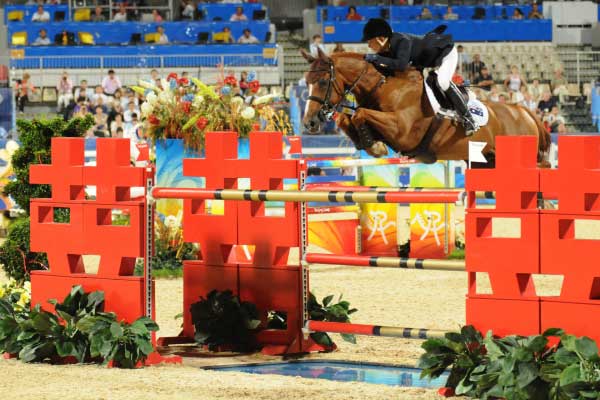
5, 4, 69, 24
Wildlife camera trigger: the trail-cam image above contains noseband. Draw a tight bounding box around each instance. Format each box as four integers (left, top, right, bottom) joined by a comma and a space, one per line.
307, 61, 369, 122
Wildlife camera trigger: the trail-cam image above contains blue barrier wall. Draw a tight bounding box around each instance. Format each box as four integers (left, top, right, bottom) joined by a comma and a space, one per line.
5, 5, 69, 24
317, 5, 541, 22
324, 19, 551, 42
9, 44, 277, 69
8, 21, 271, 46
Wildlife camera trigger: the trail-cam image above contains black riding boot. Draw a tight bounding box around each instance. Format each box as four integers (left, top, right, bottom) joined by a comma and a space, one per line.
445, 84, 478, 136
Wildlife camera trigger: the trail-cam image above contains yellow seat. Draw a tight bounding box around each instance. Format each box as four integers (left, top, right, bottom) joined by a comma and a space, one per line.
78, 32, 95, 45
11, 32, 27, 46
144, 33, 159, 43
74, 8, 91, 22
8, 10, 24, 22
212, 32, 230, 43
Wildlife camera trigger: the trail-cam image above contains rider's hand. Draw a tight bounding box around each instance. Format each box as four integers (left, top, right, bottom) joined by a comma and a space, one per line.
364, 54, 378, 63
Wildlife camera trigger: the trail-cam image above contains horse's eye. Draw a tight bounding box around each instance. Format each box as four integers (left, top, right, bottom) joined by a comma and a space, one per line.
318, 79, 328, 87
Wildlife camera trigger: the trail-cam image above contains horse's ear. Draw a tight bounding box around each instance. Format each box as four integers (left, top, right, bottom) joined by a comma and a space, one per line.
300, 49, 316, 63
317, 47, 331, 63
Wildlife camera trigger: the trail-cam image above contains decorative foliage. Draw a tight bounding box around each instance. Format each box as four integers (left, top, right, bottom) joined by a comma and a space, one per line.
190, 290, 260, 352
136, 72, 290, 151
0, 217, 48, 282
307, 293, 357, 347
418, 325, 600, 399
0, 285, 158, 368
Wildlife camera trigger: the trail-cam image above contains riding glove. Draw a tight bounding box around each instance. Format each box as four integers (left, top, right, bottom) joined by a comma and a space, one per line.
364, 54, 378, 63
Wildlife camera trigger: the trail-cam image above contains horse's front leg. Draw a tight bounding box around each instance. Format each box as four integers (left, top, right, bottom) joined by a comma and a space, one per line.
352, 108, 415, 157
335, 113, 363, 150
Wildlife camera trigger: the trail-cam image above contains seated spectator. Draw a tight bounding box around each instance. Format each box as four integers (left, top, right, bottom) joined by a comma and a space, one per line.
112, 5, 128, 22
522, 91, 538, 112
181, 0, 195, 20
121, 90, 139, 110
108, 102, 125, 125
504, 65, 525, 93
538, 91, 557, 113
32, 5, 50, 22
150, 69, 161, 82
457, 45, 471, 71
547, 105, 566, 126
419, 7, 433, 20
443, 6, 458, 21
216, 27, 234, 43
152, 9, 163, 23
237, 28, 259, 44
332, 43, 346, 53
512, 85, 526, 104
551, 69, 568, 103
498, 93, 508, 104
56, 71, 73, 112
114, 126, 124, 138
309, 34, 325, 58
474, 66, 494, 91
111, 113, 125, 137
74, 80, 94, 102
74, 104, 89, 119
102, 69, 122, 96
489, 86, 500, 102
32, 29, 51, 46
92, 6, 106, 22
92, 85, 109, 106
124, 102, 139, 123
528, 78, 542, 102
528, 3, 543, 19
346, 6, 362, 21
94, 96, 108, 114
469, 54, 485, 81
555, 122, 567, 134
239, 71, 248, 95
156, 26, 169, 44
512, 8, 524, 20
14, 73, 36, 113
125, 112, 142, 140
93, 106, 109, 137
230, 6, 247, 22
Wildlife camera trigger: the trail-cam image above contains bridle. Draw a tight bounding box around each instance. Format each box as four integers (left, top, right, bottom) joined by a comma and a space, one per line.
307, 60, 370, 122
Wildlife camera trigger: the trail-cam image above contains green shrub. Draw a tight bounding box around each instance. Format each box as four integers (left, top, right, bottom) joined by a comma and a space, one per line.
0, 217, 48, 282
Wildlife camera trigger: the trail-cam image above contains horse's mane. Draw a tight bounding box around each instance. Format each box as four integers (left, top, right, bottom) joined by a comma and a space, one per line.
329, 52, 420, 81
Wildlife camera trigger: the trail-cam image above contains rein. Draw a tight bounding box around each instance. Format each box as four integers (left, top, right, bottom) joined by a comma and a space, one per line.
307, 60, 384, 122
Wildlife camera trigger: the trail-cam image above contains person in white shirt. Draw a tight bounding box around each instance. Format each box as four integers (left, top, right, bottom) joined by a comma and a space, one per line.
121, 91, 139, 110
92, 86, 109, 106
32, 29, 51, 46
32, 5, 51, 22
56, 72, 73, 112
112, 5, 128, 22
74, 80, 94, 102
229, 6, 247, 22
181, 0, 195, 20
101, 69, 122, 95
309, 34, 326, 57
123, 102, 140, 123
156, 26, 169, 44
237, 28, 259, 44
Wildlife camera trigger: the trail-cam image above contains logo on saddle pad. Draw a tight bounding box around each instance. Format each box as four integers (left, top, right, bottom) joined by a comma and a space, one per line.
467, 99, 489, 127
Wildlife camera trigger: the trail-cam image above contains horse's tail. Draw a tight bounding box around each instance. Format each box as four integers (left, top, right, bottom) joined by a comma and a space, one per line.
522, 106, 551, 163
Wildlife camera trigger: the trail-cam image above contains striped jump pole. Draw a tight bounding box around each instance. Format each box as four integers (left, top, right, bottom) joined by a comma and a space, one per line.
151, 188, 463, 204
305, 253, 465, 272
306, 320, 446, 340
306, 185, 494, 200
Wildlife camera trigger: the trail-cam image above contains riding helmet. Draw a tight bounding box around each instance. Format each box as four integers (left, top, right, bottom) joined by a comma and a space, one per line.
361, 18, 393, 41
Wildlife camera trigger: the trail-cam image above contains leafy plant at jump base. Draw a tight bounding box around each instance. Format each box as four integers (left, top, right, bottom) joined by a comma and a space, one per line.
190, 290, 260, 352
0, 285, 158, 368
77, 314, 158, 368
418, 325, 600, 399
0, 116, 94, 282
266, 293, 358, 348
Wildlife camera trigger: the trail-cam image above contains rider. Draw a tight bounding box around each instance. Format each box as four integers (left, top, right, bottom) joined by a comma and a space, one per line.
361, 18, 479, 136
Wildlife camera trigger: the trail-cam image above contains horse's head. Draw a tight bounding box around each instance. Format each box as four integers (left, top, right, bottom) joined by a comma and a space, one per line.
300, 48, 352, 133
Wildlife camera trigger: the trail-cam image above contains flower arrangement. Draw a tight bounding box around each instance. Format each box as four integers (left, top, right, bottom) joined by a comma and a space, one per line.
134, 71, 291, 151
0, 278, 31, 312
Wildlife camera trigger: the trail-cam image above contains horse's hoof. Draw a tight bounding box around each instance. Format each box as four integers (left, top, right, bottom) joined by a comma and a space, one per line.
368, 141, 388, 158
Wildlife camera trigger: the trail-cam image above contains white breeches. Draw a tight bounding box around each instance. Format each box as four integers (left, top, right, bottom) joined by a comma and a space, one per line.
436, 46, 458, 91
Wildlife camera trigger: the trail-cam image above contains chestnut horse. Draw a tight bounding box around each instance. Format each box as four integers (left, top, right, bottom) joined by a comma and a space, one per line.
301, 50, 550, 166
